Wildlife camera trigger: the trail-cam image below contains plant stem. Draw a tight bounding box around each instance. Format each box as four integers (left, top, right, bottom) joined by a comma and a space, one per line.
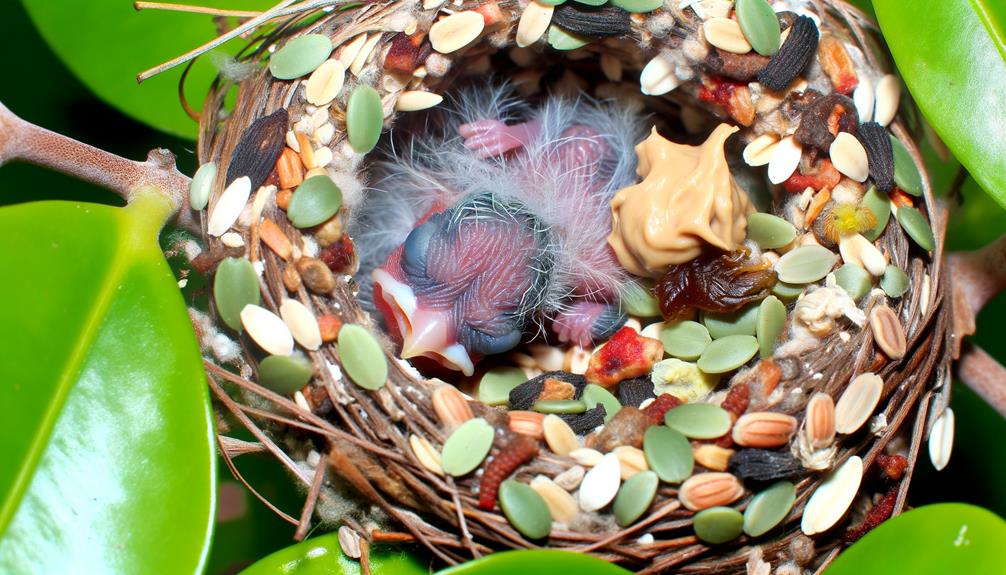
957, 345, 1006, 419
0, 101, 199, 233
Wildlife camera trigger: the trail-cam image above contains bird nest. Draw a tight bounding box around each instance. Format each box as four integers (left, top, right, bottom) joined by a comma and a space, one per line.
190, 0, 952, 572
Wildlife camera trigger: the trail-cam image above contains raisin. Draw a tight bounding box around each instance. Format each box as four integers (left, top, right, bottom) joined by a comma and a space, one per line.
655, 250, 777, 320
795, 94, 859, 152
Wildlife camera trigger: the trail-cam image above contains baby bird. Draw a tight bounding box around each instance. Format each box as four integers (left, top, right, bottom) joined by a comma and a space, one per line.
351, 84, 646, 375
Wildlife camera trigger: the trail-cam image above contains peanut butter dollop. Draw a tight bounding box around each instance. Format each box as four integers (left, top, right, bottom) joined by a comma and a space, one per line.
608, 123, 754, 277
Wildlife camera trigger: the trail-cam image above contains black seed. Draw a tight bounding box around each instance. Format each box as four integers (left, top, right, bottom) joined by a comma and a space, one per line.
552, 4, 631, 39
728, 449, 806, 482
757, 16, 820, 92
617, 377, 656, 407
857, 122, 895, 192
794, 93, 859, 152
561, 405, 607, 434
226, 108, 289, 191
509, 371, 586, 410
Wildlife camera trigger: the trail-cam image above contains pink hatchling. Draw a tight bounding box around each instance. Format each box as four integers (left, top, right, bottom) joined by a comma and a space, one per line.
351, 84, 647, 375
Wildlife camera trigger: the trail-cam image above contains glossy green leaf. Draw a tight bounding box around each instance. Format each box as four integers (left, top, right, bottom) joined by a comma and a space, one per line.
438, 550, 633, 575
22, 0, 275, 139
0, 191, 215, 572
826, 504, 1006, 574
240, 531, 427, 575
873, 0, 1006, 209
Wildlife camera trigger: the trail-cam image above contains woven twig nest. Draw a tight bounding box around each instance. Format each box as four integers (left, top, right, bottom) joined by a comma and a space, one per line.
191, 0, 951, 572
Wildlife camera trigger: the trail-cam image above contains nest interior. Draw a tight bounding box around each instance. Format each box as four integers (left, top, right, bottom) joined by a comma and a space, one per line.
193, 1, 953, 573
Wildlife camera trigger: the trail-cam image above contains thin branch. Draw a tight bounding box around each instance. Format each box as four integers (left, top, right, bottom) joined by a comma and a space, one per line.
0, 101, 199, 234
134, 1, 263, 18
949, 233, 1006, 357
957, 344, 1006, 419
294, 460, 327, 541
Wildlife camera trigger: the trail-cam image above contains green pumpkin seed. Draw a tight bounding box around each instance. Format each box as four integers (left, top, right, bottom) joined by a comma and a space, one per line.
478, 367, 527, 406
347, 84, 384, 154
621, 281, 661, 317
862, 185, 891, 241
756, 296, 786, 359
338, 324, 387, 390
288, 175, 343, 228
610, 0, 663, 13
189, 161, 216, 211
269, 34, 333, 80
537, 0, 566, 4
498, 479, 553, 539
664, 403, 732, 439
772, 281, 805, 301
736, 0, 781, 56
775, 245, 838, 284
896, 206, 935, 251
571, 0, 607, 5
533, 399, 587, 414
643, 426, 694, 483
746, 212, 796, 249
214, 257, 261, 331
660, 320, 712, 360
743, 481, 795, 537
441, 418, 495, 477
694, 506, 744, 544
547, 25, 591, 50
702, 303, 760, 339
258, 354, 314, 394
582, 384, 621, 423
880, 264, 910, 298
834, 263, 872, 302
697, 335, 759, 374
613, 470, 658, 526
890, 135, 923, 196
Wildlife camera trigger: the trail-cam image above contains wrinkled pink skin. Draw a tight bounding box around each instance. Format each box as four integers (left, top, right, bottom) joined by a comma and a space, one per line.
374, 116, 623, 374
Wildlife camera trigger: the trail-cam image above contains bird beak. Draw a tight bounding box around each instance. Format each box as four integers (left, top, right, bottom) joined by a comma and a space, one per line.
372, 269, 475, 376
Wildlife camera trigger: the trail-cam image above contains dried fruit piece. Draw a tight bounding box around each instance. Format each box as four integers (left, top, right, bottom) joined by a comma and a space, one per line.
842, 487, 897, 543
642, 393, 682, 426
552, 3, 631, 38
870, 305, 907, 360
317, 315, 342, 342
782, 157, 842, 193
656, 251, 777, 320
510, 372, 586, 410
794, 94, 859, 152
875, 453, 909, 480
817, 34, 858, 95
705, 48, 770, 82
856, 122, 895, 192
584, 327, 663, 387
226, 109, 289, 191
679, 472, 744, 511
729, 449, 805, 482
595, 407, 647, 451
758, 16, 820, 91
694, 444, 734, 472
479, 435, 540, 510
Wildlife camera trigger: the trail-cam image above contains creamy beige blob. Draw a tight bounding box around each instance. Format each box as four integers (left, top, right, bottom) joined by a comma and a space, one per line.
608, 123, 754, 277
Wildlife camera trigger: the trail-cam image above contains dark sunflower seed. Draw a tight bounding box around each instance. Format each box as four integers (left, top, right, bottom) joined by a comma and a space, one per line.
560, 404, 607, 434
757, 15, 820, 92
617, 377, 656, 407
705, 48, 771, 82
794, 93, 859, 152
226, 108, 289, 191
857, 122, 895, 192
728, 449, 805, 482
552, 4, 631, 38
509, 371, 586, 410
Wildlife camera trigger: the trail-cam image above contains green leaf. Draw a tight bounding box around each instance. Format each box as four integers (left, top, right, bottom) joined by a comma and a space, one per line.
0, 191, 215, 572
240, 532, 428, 575
873, 0, 1006, 210
437, 550, 633, 575
826, 503, 1006, 574
21, 0, 274, 139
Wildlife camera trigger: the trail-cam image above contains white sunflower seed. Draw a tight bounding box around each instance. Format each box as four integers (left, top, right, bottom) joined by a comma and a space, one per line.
337, 34, 369, 68
208, 176, 252, 237
543, 414, 579, 456
703, 17, 753, 54
838, 233, 887, 276
423, 0, 446, 8
579, 452, 621, 512
853, 74, 874, 121
531, 475, 579, 523
241, 304, 295, 356
350, 33, 382, 76
834, 373, 883, 434
640, 53, 681, 96
743, 134, 780, 167
928, 407, 954, 471
395, 90, 444, 112
409, 433, 444, 476
305, 59, 346, 106
569, 447, 604, 467
338, 526, 363, 559
801, 455, 863, 535
516, 1, 554, 48
830, 132, 869, 182
311, 146, 333, 169
554, 465, 586, 491
429, 11, 485, 54
873, 74, 900, 127
279, 298, 322, 351
286, 130, 300, 153
767, 136, 802, 184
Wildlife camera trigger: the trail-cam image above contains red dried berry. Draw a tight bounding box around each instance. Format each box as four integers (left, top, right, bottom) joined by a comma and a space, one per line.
875, 453, 909, 481
783, 158, 842, 193
720, 383, 751, 420
642, 393, 682, 426
842, 487, 897, 543
319, 234, 355, 273
478, 435, 539, 511
584, 327, 664, 388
